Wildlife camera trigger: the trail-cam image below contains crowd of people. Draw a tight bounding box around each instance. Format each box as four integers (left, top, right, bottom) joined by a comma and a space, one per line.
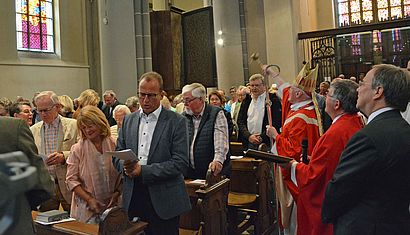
0, 62, 409, 235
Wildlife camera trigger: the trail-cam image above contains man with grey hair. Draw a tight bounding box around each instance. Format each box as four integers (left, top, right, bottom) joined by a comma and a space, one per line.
30, 91, 78, 211
102, 90, 120, 126
279, 79, 364, 235
237, 73, 282, 149
125, 96, 140, 113
322, 64, 410, 234
182, 83, 230, 179
110, 104, 131, 141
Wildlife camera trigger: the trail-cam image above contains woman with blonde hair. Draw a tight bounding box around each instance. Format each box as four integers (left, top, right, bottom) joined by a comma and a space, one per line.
66, 105, 121, 223
73, 89, 100, 119
58, 95, 74, 118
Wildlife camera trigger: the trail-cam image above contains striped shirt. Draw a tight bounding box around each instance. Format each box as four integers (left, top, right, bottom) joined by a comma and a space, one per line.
43, 116, 60, 177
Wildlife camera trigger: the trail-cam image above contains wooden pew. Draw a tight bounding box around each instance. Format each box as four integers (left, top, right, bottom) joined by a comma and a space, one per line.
228, 157, 276, 235
32, 207, 147, 235
180, 171, 230, 235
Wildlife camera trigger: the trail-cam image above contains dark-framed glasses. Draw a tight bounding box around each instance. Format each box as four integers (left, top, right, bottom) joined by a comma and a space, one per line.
183, 97, 199, 105
37, 104, 56, 113
138, 93, 160, 100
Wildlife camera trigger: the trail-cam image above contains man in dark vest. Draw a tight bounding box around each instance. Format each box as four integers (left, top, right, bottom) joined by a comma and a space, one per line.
182, 83, 230, 179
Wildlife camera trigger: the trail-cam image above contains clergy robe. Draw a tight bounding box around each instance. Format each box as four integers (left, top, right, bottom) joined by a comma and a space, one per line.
292, 114, 364, 235
275, 87, 320, 160
274, 86, 321, 232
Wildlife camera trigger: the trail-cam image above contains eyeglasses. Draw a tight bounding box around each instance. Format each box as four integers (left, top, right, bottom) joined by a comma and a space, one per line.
183, 97, 199, 105
37, 104, 56, 113
249, 83, 263, 88
138, 93, 159, 100
20, 110, 33, 114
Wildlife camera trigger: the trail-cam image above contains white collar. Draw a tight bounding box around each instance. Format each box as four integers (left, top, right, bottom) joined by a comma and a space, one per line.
290, 99, 312, 111
251, 92, 266, 102
140, 105, 162, 119
367, 107, 395, 124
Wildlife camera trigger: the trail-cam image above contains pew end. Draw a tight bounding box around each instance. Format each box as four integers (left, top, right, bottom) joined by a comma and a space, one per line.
228, 157, 276, 235
181, 169, 230, 235
99, 206, 147, 235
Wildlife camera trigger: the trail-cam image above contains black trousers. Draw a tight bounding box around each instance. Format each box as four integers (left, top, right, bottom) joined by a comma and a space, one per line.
128, 179, 179, 235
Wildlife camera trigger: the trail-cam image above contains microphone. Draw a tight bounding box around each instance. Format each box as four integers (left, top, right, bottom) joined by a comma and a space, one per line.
302, 138, 309, 164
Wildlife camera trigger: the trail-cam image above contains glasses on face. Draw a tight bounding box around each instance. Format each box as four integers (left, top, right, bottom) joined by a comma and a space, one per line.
138, 93, 159, 100
20, 109, 32, 115
37, 104, 56, 113
249, 83, 263, 88
183, 97, 199, 105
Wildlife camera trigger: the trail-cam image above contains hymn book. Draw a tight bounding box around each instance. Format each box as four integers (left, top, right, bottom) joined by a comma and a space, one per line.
244, 149, 292, 163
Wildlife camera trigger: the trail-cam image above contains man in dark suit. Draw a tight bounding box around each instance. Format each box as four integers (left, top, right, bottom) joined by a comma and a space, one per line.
102, 90, 120, 126
322, 64, 410, 235
237, 73, 282, 149
0, 117, 54, 235
112, 72, 191, 235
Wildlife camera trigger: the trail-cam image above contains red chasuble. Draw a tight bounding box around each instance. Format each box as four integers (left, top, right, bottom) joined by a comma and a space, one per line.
274, 86, 321, 231
276, 87, 320, 160
293, 113, 364, 235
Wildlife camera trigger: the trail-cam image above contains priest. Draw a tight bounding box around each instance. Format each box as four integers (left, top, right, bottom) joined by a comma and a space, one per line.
264, 62, 321, 235
279, 79, 364, 235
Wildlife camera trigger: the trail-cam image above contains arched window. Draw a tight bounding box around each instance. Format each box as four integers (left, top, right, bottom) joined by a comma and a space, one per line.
15, 0, 54, 52
337, 0, 410, 27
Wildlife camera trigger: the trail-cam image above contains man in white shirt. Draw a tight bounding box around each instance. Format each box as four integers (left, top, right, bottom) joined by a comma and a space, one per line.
237, 74, 282, 149
112, 72, 191, 235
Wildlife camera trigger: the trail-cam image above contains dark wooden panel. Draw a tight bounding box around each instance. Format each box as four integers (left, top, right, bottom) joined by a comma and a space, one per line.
182, 6, 217, 87
150, 10, 183, 95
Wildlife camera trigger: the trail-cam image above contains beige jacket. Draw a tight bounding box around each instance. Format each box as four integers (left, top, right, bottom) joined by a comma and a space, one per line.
30, 116, 78, 203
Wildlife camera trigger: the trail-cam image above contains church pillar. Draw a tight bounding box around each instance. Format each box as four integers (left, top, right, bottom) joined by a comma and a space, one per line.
134, 0, 153, 79
98, 0, 138, 101
213, 0, 244, 92
264, 0, 301, 83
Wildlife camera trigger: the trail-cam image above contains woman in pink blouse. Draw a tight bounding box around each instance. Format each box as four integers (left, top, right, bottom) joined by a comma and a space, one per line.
66, 105, 121, 223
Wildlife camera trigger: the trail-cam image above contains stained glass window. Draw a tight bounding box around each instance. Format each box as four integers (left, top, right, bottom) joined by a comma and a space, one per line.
378, 9, 389, 21
352, 34, 362, 56
405, 5, 410, 17
391, 7, 402, 19
338, 2, 349, 14
15, 0, 54, 52
390, 0, 401, 7
362, 0, 372, 11
377, 0, 388, 8
351, 13, 362, 24
337, 0, 410, 27
391, 29, 402, 52
363, 11, 373, 23
351, 0, 361, 13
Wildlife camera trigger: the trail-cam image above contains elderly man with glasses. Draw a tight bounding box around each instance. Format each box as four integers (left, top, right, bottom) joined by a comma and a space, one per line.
182, 83, 230, 179
30, 91, 78, 212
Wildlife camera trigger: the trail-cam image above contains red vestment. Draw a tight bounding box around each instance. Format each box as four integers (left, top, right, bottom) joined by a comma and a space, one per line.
276, 87, 320, 160
274, 86, 321, 232
293, 114, 364, 235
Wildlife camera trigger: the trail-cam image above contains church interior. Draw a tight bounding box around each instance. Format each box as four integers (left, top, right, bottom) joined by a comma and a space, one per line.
1, 1, 410, 235
2, 0, 408, 101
